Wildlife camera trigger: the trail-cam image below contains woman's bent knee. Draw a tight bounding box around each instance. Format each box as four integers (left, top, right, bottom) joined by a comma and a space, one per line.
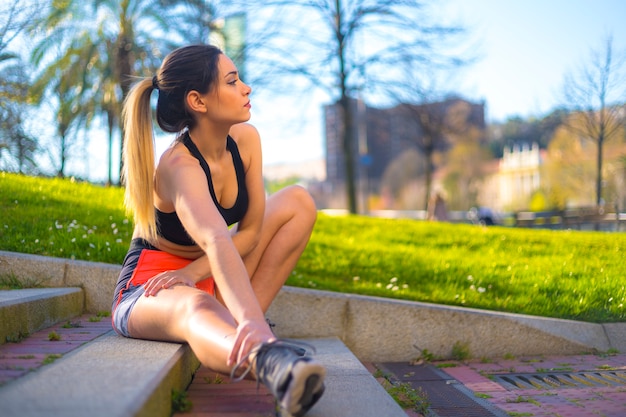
277, 185, 317, 221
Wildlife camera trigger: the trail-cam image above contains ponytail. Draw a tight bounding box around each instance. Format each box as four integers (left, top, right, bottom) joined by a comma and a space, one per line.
121, 45, 224, 244
121, 78, 158, 244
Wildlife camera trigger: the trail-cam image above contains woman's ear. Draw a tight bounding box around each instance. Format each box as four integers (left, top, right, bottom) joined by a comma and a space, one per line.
185, 90, 207, 114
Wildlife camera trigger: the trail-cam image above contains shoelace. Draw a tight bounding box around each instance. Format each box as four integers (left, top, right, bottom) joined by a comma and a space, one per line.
230, 338, 316, 383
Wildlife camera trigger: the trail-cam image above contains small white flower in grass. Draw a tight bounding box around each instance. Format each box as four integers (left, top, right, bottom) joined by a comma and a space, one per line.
82, 234, 87, 239
34, 239, 39, 243
469, 284, 476, 291
392, 286, 399, 291
71, 238, 76, 243
123, 219, 129, 224
116, 239, 122, 243
89, 243, 95, 249
467, 275, 474, 281
55, 221, 63, 229
113, 229, 118, 235
386, 283, 393, 290
111, 223, 116, 229
390, 277, 398, 283
478, 287, 486, 293
353, 276, 360, 281
105, 242, 110, 246
402, 284, 409, 289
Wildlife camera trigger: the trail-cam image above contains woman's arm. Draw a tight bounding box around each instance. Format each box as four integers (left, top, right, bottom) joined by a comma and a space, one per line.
159, 148, 273, 364
158, 123, 265, 282
229, 123, 266, 257
160, 150, 266, 322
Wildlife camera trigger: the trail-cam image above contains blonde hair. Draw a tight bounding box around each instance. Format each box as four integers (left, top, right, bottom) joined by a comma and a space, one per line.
121, 45, 224, 243
121, 78, 158, 243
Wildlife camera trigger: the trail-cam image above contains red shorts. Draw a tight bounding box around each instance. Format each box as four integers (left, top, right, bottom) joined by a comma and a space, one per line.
130, 249, 215, 295
112, 239, 216, 337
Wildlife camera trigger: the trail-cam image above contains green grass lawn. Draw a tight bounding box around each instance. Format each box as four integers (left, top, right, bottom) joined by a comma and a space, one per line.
1, 172, 625, 323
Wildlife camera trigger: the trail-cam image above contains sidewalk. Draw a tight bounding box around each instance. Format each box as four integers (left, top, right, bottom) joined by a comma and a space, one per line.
0, 314, 112, 385
2, 316, 626, 416
378, 352, 626, 417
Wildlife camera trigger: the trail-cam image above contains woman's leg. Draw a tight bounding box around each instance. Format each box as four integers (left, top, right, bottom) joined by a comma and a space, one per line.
242, 185, 317, 312
127, 285, 238, 374
127, 284, 326, 416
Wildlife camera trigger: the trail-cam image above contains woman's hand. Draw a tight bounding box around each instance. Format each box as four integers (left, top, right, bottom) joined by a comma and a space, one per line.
143, 270, 196, 297
227, 319, 275, 367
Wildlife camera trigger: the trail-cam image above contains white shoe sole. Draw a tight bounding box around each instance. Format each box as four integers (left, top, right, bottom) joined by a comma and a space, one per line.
280, 359, 326, 417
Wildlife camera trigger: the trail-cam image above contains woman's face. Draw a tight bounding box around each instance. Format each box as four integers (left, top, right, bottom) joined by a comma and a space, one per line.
203, 54, 252, 125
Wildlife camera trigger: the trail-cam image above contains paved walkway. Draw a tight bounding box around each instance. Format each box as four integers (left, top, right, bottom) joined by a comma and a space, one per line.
0, 314, 112, 385
441, 353, 626, 417
377, 353, 626, 417
2, 317, 626, 416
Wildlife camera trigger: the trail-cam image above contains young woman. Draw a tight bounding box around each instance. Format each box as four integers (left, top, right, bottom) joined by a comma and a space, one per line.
111, 44, 325, 417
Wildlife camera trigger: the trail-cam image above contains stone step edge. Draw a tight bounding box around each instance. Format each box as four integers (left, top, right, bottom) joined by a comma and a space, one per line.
0, 288, 84, 344
280, 337, 408, 417
184, 337, 408, 417
0, 330, 200, 417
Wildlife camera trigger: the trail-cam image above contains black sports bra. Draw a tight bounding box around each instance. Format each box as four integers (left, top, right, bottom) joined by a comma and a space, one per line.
155, 132, 249, 246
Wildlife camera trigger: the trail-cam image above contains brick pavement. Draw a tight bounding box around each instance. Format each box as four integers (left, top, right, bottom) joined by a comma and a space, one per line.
0, 314, 112, 386
3, 317, 626, 417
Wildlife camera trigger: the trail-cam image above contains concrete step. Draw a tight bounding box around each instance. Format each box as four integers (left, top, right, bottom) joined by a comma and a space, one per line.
0, 288, 84, 344
291, 338, 407, 417
177, 337, 408, 417
0, 330, 200, 417
0, 329, 406, 417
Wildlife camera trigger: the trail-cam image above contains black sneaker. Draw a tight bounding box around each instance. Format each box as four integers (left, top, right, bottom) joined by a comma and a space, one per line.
233, 340, 326, 417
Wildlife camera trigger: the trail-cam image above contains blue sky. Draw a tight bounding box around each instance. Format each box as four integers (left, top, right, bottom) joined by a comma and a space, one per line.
440, 0, 626, 121
249, 0, 626, 168
83, 0, 626, 181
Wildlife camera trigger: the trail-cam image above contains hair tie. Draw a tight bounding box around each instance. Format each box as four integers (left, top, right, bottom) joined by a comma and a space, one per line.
152, 75, 159, 90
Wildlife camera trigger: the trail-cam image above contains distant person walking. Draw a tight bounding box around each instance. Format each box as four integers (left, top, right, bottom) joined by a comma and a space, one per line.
427, 189, 448, 221
111, 44, 325, 417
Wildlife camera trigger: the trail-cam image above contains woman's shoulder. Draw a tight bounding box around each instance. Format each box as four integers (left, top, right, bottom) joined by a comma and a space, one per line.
228, 123, 261, 165
229, 123, 260, 145
157, 141, 198, 174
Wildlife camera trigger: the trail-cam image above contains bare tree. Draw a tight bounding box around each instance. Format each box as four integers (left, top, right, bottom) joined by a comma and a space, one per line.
562, 35, 626, 206
387, 97, 485, 209
542, 121, 596, 209
238, 0, 467, 214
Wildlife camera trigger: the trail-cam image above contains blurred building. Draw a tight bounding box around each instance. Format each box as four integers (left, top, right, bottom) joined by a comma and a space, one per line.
498, 142, 544, 210
323, 97, 486, 209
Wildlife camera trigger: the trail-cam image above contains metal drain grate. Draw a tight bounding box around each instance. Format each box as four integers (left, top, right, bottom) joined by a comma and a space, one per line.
494, 370, 626, 390
379, 362, 510, 417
